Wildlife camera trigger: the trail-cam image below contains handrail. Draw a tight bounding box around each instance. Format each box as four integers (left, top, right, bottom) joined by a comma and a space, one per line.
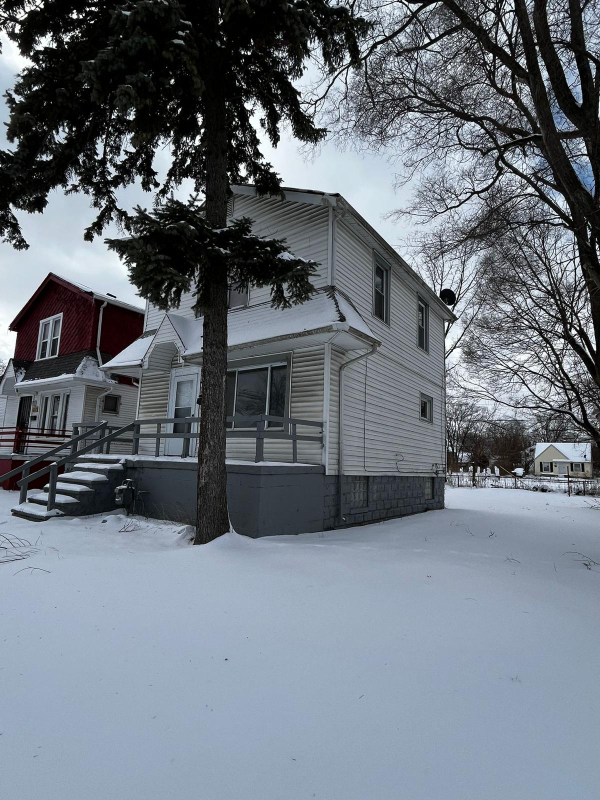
10, 413, 325, 510
17, 422, 136, 490
2, 421, 108, 490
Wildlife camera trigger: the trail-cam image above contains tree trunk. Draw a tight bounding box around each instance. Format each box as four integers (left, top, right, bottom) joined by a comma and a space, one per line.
195, 0, 230, 545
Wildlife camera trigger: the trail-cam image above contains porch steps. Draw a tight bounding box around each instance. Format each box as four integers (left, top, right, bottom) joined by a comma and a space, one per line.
11, 501, 64, 522
11, 456, 128, 521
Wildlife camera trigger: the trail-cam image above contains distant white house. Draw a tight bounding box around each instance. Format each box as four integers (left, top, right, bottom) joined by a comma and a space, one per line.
533, 442, 592, 477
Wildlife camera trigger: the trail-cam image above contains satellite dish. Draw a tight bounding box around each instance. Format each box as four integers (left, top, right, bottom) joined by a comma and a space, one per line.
439, 288, 457, 306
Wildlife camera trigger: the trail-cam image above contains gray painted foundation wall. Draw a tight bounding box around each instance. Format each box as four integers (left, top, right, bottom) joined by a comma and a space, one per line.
125, 458, 444, 537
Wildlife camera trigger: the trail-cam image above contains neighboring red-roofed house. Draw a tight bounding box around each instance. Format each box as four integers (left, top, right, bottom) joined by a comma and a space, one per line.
1, 274, 144, 488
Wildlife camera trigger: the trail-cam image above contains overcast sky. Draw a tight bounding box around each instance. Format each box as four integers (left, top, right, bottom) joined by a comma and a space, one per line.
0, 40, 413, 363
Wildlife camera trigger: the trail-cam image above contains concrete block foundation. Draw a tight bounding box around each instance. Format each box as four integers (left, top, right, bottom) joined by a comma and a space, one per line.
125, 458, 445, 537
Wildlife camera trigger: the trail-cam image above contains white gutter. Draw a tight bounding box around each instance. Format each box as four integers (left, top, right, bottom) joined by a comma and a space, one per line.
96, 300, 107, 366
338, 341, 379, 523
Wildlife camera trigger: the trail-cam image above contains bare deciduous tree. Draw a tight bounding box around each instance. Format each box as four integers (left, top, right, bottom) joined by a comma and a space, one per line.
318, 0, 600, 394
462, 224, 600, 446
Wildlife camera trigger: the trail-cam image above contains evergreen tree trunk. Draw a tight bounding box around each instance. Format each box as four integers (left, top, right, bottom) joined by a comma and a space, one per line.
195, 0, 230, 545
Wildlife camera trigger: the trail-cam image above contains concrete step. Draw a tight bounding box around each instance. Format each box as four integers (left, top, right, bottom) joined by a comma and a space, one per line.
73, 456, 124, 465
11, 502, 63, 522
29, 492, 81, 508
72, 462, 125, 475
46, 481, 94, 499
59, 471, 109, 486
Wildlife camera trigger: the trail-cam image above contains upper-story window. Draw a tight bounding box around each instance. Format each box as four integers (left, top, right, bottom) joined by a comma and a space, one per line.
194, 283, 249, 318
417, 297, 429, 352
420, 392, 433, 422
228, 282, 249, 309
373, 255, 390, 323
37, 313, 62, 360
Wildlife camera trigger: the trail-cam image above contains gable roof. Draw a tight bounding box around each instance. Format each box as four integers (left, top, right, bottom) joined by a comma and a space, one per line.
9, 272, 144, 330
232, 184, 457, 322
534, 442, 591, 462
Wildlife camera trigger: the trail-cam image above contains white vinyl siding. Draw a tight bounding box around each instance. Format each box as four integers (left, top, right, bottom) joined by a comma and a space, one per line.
144, 193, 331, 330
137, 372, 171, 455
334, 220, 446, 476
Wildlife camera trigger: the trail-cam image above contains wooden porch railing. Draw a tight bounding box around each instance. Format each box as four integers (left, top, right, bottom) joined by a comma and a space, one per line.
7, 415, 324, 511
0, 426, 72, 455
75, 415, 324, 463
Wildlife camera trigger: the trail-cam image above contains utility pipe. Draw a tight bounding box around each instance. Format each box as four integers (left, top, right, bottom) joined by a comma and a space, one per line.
338, 341, 379, 524
96, 300, 107, 366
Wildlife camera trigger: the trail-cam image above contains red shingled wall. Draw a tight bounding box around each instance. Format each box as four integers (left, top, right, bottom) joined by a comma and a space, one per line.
98, 301, 144, 358
13, 282, 95, 360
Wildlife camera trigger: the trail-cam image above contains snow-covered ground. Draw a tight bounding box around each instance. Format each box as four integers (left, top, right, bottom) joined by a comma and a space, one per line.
1, 487, 599, 800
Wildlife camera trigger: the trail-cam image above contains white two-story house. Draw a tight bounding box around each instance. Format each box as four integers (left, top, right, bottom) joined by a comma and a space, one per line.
100, 185, 455, 535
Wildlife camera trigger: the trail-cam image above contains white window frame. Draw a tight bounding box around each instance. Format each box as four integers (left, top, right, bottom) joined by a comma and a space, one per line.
417, 296, 429, 353
419, 392, 433, 423
39, 390, 70, 432
102, 394, 121, 415
227, 361, 289, 430
540, 461, 552, 473
572, 462, 584, 473
36, 313, 63, 360
373, 254, 391, 325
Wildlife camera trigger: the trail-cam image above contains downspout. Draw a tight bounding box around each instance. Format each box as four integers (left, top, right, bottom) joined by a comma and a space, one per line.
338, 341, 379, 524
96, 300, 107, 366
95, 386, 113, 422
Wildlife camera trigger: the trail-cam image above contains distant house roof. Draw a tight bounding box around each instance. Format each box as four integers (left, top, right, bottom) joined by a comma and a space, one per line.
534, 442, 591, 462
9, 273, 143, 330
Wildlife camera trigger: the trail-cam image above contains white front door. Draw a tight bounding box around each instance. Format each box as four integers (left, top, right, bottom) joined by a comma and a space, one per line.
166, 371, 199, 456
557, 462, 568, 475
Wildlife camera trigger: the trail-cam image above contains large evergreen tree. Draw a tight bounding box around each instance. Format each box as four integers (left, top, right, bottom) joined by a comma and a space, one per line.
0, 0, 367, 543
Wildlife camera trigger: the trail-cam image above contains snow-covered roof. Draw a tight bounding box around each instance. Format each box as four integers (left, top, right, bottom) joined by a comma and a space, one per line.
173, 288, 378, 357
16, 356, 116, 388
534, 442, 591, 462
53, 274, 144, 313
101, 330, 157, 370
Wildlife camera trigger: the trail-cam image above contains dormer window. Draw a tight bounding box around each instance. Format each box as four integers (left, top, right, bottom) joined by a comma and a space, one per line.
37, 313, 62, 360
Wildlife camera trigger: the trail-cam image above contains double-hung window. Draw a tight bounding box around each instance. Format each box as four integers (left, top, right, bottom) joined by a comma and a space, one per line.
417, 297, 429, 352
420, 393, 433, 422
572, 462, 584, 473
37, 314, 62, 359
540, 461, 552, 473
226, 362, 288, 429
373, 256, 390, 323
